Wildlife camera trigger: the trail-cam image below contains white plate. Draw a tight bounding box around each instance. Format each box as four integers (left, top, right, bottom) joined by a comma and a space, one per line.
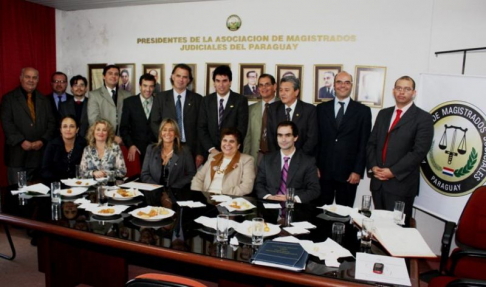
61, 179, 98, 187
235, 220, 281, 238
220, 197, 256, 212
91, 206, 121, 217
105, 188, 142, 201
59, 187, 88, 197
129, 206, 175, 222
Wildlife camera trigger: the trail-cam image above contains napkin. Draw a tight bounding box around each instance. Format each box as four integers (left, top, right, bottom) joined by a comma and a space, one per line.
211, 195, 232, 202
291, 221, 316, 229
194, 216, 238, 230
318, 204, 353, 216
283, 226, 310, 235
74, 198, 91, 205
304, 238, 353, 267
263, 203, 282, 209
230, 236, 239, 246
77, 202, 100, 210
177, 201, 206, 208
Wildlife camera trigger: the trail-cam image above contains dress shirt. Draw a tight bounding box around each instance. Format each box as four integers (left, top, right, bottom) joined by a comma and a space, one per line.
261, 97, 277, 115
389, 101, 413, 130
54, 93, 68, 109
208, 158, 231, 194
334, 97, 350, 117
280, 149, 296, 170
285, 100, 298, 120
139, 94, 153, 113
105, 86, 117, 98
74, 97, 85, 103
216, 92, 230, 111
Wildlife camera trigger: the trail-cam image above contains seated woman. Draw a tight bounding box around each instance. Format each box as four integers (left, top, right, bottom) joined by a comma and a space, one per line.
141, 118, 195, 188
191, 128, 255, 196
79, 119, 127, 179
41, 115, 86, 181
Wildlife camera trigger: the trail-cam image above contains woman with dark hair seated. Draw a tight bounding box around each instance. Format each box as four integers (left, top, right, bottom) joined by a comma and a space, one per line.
191, 127, 255, 196
41, 115, 86, 181
141, 118, 196, 188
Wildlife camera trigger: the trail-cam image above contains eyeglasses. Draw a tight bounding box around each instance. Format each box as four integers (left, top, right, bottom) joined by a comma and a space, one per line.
258, 83, 273, 88
52, 80, 67, 84
335, 81, 352, 86
73, 84, 86, 88
394, 86, 413, 92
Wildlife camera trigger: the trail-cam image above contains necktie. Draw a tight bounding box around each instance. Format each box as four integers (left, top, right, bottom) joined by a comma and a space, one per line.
218, 98, 224, 129
27, 92, 36, 122
382, 109, 403, 163
259, 103, 269, 152
57, 95, 62, 110
176, 95, 185, 142
143, 99, 150, 119
76, 100, 82, 105
336, 101, 345, 127
252, 86, 256, 94
278, 157, 290, 195
286, 107, 292, 121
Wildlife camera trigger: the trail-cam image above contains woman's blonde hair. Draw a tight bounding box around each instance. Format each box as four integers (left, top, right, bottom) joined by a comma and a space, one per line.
156, 118, 181, 152
86, 119, 115, 148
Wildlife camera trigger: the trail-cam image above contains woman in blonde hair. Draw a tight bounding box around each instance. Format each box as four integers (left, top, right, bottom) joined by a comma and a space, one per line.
141, 118, 195, 188
79, 119, 126, 179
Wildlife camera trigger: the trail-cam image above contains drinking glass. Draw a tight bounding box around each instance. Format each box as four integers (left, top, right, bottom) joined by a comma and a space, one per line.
361, 218, 374, 247
286, 188, 295, 209
216, 214, 229, 242
332, 222, 345, 244
17, 171, 27, 190
393, 201, 405, 224
75, 165, 81, 179
97, 186, 107, 206
252, 218, 264, 246
50, 182, 61, 204
361, 195, 371, 212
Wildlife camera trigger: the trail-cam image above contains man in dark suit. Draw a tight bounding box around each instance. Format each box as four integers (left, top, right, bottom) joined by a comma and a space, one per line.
59, 75, 89, 138
267, 76, 317, 156
255, 121, 320, 204
367, 76, 433, 221
1, 67, 56, 184
318, 71, 335, 99
242, 70, 259, 99
120, 74, 157, 165
151, 64, 204, 167
46, 71, 73, 126
317, 71, 372, 207
198, 65, 248, 156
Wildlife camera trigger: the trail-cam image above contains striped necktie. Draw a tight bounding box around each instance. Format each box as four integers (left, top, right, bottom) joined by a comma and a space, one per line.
278, 157, 290, 195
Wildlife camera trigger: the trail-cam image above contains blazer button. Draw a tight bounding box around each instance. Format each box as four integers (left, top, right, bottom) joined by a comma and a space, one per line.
335, 139, 338, 142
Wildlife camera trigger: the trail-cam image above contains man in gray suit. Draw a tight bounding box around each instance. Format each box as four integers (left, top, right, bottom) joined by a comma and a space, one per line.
87, 64, 132, 144
1, 67, 56, 184
367, 76, 433, 222
243, 74, 278, 166
255, 121, 320, 204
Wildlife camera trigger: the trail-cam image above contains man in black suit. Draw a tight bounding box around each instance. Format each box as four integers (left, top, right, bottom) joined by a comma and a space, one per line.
1, 67, 56, 184
255, 121, 320, 204
367, 76, 433, 221
267, 76, 317, 156
317, 71, 372, 207
151, 64, 204, 167
243, 70, 259, 99
46, 71, 73, 126
120, 74, 157, 165
59, 75, 89, 138
198, 65, 248, 156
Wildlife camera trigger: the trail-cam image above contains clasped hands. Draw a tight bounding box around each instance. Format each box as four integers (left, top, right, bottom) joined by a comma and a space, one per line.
372, 166, 394, 180
21, 140, 43, 151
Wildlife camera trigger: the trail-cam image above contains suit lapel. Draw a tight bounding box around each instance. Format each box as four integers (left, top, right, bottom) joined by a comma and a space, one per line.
340, 99, 357, 130
101, 87, 116, 107
183, 91, 194, 114
292, 100, 303, 124
223, 92, 235, 121
165, 90, 177, 118
392, 104, 416, 131
17, 91, 33, 120
272, 152, 282, 184
324, 101, 338, 129
286, 151, 299, 186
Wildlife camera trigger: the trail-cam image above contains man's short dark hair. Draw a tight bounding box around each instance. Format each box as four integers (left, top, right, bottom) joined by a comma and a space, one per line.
103, 65, 120, 76
280, 76, 300, 91
212, 65, 232, 82
277, 121, 299, 137
171, 63, 194, 85
246, 70, 257, 78
121, 69, 129, 76
139, 73, 156, 86
70, 75, 88, 87
220, 127, 242, 144
259, 74, 276, 85
51, 71, 67, 82
395, 75, 416, 90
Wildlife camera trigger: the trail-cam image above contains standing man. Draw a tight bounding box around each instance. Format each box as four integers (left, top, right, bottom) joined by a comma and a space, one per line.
88, 64, 132, 144
149, 69, 161, 93
120, 69, 132, 92
316, 71, 372, 207
243, 74, 278, 166
318, 71, 335, 99
59, 75, 90, 138
47, 71, 73, 125
255, 121, 320, 204
1, 67, 56, 184
151, 64, 204, 167
267, 76, 317, 156
367, 76, 433, 221
198, 65, 248, 156
243, 70, 259, 98
120, 74, 157, 165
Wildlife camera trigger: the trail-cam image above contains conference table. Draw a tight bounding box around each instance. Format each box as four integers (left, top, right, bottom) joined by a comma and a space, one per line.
0, 182, 419, 287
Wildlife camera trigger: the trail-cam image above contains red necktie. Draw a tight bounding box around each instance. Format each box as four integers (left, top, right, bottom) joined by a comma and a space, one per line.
76, 100, 82, 105
382, 109, 402, 163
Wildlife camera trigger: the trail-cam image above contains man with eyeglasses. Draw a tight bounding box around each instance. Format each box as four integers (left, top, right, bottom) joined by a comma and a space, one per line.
318, 71, 336, 99
243, 70, 259, 100
243, 74, 279, 166
367, 75, 433, 223
59, 75, 90, 137
316, 71, 372, 207
47, 71, 73, 126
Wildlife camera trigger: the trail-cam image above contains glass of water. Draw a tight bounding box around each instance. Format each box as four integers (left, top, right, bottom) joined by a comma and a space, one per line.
252, 217, 264, 246
361, 218, 374, 247
216, 214, 229, 242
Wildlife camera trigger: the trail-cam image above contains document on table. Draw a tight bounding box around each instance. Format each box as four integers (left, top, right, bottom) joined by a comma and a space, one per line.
355, 253, 411, 286
373, 227, 436, 258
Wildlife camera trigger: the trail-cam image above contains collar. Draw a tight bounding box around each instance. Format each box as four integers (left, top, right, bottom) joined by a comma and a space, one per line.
210, 151, 241, 181
394, 101, 413, 115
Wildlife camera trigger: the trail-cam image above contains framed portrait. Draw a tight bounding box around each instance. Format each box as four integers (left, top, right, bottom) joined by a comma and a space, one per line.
142, 64, 165, 93
354, 65, 387, 108
276, 65, 303, 98
87, 63, 107, 91
116, 63, 136, 95
239, 64, 265, 101
314, 65, 343, 103
172, 63, 197, 93
205, 63, 231, 96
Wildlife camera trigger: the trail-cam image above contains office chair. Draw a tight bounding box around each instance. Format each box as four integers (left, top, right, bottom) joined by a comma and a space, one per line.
429, 276, 486, 286
0, 224, 16, 260
121, 145, 142, 178
125, 273, 207, 287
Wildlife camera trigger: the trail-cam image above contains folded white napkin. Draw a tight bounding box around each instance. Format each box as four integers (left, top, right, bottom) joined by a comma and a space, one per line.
318, 204, 353, 216
230, 236, 239, 246
177, 201, 206, 208
263, 203, 282, 209
211, 195, 232, 202
194, 216, 238, 230
74, 198, 91, 205
291, 221, 316, 229
283, 226, 310, 235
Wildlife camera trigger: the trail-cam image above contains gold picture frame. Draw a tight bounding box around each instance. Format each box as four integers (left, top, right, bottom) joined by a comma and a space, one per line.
239, 63, 266, 101
87, 63, 107, 91
276, 65, 303, 98
116, 63, 136, 95
314, 65, 343, 103
354, 65, 387, 108
142, 64, 165, 93
172, 63, 197, 93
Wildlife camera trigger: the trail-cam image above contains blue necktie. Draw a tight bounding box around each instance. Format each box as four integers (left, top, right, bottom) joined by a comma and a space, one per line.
176, 95, 185, 142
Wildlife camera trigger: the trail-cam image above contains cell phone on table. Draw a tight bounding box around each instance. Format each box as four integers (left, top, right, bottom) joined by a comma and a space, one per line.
373, 263, 384, 274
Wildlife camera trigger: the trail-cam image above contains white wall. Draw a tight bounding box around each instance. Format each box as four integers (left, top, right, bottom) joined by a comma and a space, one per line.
56, 0, 486, 254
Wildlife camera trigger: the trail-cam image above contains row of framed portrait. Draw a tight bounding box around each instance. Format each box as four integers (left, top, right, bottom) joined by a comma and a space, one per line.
88, 63, 387, 108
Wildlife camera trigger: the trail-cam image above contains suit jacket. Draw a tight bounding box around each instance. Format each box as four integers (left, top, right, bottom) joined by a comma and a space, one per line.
150, 89, 203, 156
120, 95, 157, 160
40, 135, 86, 182
198, 91, 249, 153
141, 144, 196, 188
254, 149, 320, 203
191, 152, 255, 196
366, 104, 433, 197
318, 87, 334, 99
46, 92, 74, 123
267, 100, 318, 156
59, 97, 89, 138
317, 99, 372, 181
87, 87, 132, 135
1, 87, 56, 167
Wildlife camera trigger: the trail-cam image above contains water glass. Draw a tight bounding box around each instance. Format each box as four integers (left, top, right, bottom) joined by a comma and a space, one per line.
286, 188, 295, 209
75, 165, 81, 179
51, 182, 61, 204
252, 217, 264, 246
51, 203, 61, 221
97, 186, 107, 206
361, 195, 372, 212
361, 218, 374, 247
17, 171, 27, 190
216, 214, 229, 242
332, 222, 345, 244
393, 201, 405, 224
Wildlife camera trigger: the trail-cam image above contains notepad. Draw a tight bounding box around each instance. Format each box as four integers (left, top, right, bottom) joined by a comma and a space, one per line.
373, 227, 436, 258
251, 241, 308, 272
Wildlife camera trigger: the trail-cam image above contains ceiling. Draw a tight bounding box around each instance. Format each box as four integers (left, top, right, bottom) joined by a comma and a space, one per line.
26, 0, 221, 11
